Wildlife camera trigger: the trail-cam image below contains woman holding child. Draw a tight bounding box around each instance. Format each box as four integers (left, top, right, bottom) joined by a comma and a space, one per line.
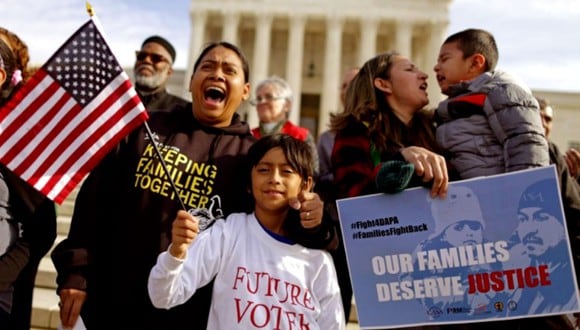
330, 51, 449, 201
330, 48, 571, 329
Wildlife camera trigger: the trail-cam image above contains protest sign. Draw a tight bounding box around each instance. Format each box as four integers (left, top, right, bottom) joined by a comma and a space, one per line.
337, 165, 580, 329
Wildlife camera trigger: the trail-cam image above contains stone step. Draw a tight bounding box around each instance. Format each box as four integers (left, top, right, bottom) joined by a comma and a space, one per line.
56, 202, 73, 219
347, 322, 361, 330
56, 215, 71, 237
349, 299, 358, 324
31, 287, 60, 330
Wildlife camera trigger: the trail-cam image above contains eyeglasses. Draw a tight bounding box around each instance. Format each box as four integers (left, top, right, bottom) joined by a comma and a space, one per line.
249, 95, 285, 106
135, 51, 170, 64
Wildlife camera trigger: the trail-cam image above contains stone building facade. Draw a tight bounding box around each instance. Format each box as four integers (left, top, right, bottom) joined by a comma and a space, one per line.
185, 0, 451, 137
167, 0, 578, 151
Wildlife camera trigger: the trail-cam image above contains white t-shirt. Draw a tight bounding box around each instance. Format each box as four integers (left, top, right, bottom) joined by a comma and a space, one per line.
148, 212, 345, 330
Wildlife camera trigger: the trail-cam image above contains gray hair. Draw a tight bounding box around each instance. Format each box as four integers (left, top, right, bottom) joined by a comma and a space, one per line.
255, 75, 293, 104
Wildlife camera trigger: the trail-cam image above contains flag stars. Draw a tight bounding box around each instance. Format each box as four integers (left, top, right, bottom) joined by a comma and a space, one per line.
43, 21, 123, 106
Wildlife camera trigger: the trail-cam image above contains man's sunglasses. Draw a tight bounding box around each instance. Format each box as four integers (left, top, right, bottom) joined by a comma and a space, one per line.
135, 51, 170, 64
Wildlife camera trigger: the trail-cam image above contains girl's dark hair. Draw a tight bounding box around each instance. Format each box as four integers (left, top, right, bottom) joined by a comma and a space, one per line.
329, 51, 440, 155
247, 133, 314, 182
247, 134, 315, 242
192, 41, 250, 83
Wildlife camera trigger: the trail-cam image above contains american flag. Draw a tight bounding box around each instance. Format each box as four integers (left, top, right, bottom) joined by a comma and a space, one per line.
0, 18, 149, 204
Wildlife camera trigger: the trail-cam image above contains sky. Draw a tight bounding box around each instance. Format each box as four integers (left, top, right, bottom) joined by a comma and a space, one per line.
1, 0, 579, 93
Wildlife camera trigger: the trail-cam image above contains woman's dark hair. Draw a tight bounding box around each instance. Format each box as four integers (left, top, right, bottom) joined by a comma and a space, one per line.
192, 41, 250, 83
329, 51, 440, 155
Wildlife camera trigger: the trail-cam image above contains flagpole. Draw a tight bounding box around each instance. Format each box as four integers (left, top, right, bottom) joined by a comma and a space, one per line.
86, 1, 95, 17
143, 123, 187, 210
85, 1, 187, 211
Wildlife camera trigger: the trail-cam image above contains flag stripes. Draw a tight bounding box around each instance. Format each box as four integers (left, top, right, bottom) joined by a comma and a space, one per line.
0, 18, 148, 203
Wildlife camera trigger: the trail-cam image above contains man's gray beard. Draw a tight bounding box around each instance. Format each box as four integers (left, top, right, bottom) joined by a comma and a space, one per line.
135, 73, 163, 93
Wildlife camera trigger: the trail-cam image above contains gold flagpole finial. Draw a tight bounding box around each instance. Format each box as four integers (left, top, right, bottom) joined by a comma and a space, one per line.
86, 1, 95, 17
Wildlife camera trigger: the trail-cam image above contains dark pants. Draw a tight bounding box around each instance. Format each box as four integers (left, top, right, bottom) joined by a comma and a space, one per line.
0, 306, 10, 328
331, 223, 353, 322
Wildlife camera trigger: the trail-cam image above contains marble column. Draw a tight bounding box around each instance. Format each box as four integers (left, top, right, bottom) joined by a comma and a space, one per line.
285, 14, 307, 125
318, 15, 344, 137
221, 12, 240, 44
184, 10, 208, 100
249, 14, 274, 128
394, 20, 413, 58
358, 17, 379, 66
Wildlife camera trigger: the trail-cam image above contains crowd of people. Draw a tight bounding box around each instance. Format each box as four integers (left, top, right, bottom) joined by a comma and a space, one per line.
0, 22, 579, 330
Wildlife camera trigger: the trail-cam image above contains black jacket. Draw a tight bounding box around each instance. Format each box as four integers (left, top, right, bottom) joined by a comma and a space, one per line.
138, 89, 188, 112
548, 141, 580, 284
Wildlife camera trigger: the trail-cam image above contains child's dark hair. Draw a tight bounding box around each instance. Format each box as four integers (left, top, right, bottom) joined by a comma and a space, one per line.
444, 28, 498, 72
247, 133, 315, 181
247, 134, 317, 243
192, 41, 250, 83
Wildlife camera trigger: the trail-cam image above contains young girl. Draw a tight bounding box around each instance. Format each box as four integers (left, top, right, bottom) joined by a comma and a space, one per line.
0, 35, 57, 330
148, 133, 345, 329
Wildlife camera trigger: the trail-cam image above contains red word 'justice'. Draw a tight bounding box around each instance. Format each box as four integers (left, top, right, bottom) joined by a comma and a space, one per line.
467, 265, 550, 294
